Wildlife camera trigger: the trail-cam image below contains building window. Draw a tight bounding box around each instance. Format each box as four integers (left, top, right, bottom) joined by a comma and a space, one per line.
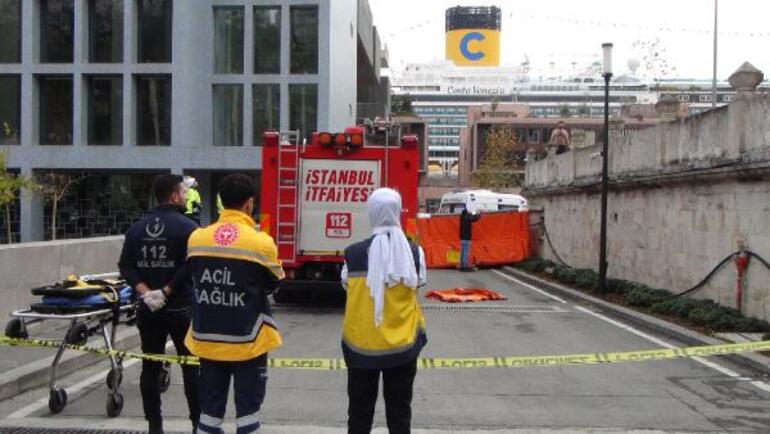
253, 84, 279, 146
677, 95, 690, 102
0, 1, 21, 63
137, 75, 171, 146
289, 84, 317, 141
41, 0, 74, 63
699, 95, 714, 102
39, 76, 73, 145
88, 76, 123, 145
290, 6, 318, 74
723, 95, 734, 103
213, 7, 244, 74
138, 0, 172, 63
89, 0, 124, 63
213, 85, 243, 146
0, 76, 20, 145
253, 6, 281, 74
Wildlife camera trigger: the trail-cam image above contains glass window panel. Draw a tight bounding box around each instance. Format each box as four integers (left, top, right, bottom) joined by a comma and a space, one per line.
213, 85, 243, 146
137, 75, 171, 146
253, 6, 280, 74
213, 7, 244, 74
88, 76, 123, 145
289, 84, 317, 142
89, 0, 124, 63
138, 0, 172, 63
41, 0, 74, 63
252, 84, 279, 146
0, 1, 21, 63
0, 76, 20, 145
290, 6, 318, 74
39, 76, 73, 145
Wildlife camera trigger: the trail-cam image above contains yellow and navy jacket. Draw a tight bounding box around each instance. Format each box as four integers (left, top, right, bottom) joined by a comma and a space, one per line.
342, 238, 427, 369
184, 210, 284, 362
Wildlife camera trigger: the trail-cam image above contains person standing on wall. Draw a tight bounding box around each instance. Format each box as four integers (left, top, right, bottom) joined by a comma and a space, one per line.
185, 174, 284, 434
118, 174, 200, 434
459, 208, 481, 271
341, 188, 428, 434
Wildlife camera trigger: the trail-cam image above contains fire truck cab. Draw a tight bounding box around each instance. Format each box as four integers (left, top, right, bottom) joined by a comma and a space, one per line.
259, 122, 419, 301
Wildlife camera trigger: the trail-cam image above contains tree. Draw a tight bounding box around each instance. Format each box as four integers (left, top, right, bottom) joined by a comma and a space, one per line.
0, 151, 36, 243
560, 106, 571, 117
36, 171, 87, 240
390, 94, 415, 116
473, 127, 521, 189
632, 38, 676, 80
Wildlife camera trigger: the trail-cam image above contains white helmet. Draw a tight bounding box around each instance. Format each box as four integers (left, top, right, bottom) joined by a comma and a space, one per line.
184, 176, 198, 189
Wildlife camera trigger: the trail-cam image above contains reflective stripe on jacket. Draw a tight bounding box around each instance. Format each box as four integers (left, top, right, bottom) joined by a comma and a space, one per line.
184, 210, 284, 361
342, 238, 427, 369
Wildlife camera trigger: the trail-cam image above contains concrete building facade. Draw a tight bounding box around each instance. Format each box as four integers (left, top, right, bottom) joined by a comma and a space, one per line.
0, 0, 388, 242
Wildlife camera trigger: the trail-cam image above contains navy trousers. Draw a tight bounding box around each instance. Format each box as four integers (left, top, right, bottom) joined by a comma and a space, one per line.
198, 355, 268, 434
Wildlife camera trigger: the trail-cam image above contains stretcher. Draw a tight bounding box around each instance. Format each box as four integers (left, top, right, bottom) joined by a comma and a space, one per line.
3, 273, 171, 417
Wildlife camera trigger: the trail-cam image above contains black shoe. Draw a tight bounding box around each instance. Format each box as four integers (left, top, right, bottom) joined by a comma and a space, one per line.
148, 419, 163, 434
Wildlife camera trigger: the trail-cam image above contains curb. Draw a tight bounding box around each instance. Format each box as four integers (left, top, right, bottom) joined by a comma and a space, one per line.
501, 266, 770, 376
0, 328, 140, 402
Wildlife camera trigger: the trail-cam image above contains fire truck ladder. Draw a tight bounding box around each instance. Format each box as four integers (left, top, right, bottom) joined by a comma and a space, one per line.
276, 131, 301, 264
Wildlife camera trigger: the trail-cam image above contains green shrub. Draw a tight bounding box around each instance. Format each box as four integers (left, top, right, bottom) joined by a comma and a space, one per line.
651, 298, 701, 317
574, 269, 599, 290
606, 279, 632, 294
625, 287, 671, 308
553, 266, 578, 284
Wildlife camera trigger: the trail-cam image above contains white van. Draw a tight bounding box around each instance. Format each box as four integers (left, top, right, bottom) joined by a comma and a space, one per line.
437, 190, 528, 214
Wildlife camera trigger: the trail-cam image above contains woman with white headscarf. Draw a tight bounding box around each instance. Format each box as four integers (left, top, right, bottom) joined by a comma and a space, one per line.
340, 188, 427, 434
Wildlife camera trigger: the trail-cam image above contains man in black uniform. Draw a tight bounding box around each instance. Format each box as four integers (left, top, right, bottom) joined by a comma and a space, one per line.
459, 208, 481, 271
119, 174, 200, 434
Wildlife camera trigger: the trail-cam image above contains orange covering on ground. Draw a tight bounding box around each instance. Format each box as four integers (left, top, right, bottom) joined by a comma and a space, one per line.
417, 211, 531, 269
425, 288, 507, 303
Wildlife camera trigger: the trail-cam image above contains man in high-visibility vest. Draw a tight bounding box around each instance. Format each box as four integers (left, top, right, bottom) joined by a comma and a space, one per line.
184, 177, 202, 225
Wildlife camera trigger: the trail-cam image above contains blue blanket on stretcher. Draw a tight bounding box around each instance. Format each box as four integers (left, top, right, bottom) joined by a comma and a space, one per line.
40, 286, 134, 307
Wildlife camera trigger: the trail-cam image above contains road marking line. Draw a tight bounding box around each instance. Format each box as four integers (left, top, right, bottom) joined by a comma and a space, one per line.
574, 305, 770, 392
6, 341, 172, 420
492, 269, 568, 304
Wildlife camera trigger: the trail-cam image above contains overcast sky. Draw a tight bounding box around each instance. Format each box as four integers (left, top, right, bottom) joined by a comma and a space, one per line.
369, 0, 770, 80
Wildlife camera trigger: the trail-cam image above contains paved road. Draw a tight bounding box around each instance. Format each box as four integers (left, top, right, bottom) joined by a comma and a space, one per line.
2, 269, 770, 433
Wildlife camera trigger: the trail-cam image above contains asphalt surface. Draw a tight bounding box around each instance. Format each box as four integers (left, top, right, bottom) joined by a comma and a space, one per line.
1, 269, 770, 433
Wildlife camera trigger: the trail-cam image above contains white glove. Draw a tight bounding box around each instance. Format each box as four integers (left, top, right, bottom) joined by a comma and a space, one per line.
143, 289, 167, 313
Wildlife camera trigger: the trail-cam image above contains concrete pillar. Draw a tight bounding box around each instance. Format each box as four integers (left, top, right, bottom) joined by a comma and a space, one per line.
727, 62, 764, 156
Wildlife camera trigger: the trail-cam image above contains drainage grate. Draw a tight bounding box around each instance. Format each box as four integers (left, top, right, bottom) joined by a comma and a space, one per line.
422, 304, 567, 313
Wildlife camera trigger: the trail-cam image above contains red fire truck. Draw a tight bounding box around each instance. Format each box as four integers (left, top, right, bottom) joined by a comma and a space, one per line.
259, 123, 420, 301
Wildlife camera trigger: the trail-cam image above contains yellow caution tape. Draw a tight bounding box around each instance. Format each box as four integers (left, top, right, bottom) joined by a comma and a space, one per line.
1, 336, 768, 370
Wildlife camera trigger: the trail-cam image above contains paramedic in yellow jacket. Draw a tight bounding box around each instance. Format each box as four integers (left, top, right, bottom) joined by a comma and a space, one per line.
185, 174, 284, 434
341, 188, 428, 434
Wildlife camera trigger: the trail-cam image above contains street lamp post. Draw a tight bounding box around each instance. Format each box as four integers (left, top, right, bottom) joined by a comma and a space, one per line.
599, 43, 613, 293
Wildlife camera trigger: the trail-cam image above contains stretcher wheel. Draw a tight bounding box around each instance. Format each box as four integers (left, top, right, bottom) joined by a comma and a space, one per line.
106, 368, 123, 389
106, 392, 124, 417
48, 387, 67, 414
159, 365, 171, 393
5, 318, 28, 339
65, 323, 89, 346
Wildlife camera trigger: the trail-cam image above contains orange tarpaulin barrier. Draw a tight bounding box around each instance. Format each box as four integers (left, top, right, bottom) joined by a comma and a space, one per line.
417, 211, 531, 269
425, 288, 507, 302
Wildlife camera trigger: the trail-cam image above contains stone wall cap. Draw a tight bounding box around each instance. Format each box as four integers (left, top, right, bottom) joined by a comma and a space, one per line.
729, 62, 764, 91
